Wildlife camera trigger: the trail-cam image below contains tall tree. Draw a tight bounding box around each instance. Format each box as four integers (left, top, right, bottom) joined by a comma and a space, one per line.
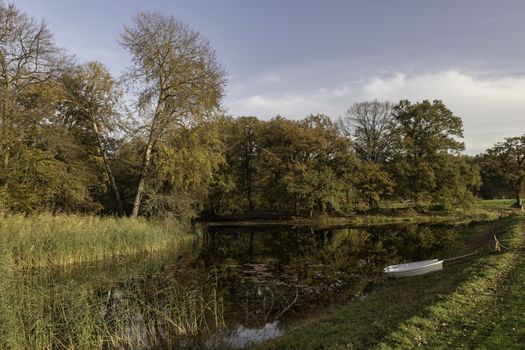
0, 2, 101, 213
338, 100, 394, 163
390, 100, 469, 208
121, 12, 226, 217
484, 135, 525, 207
229, 116, 262, 212
59, 62, 125, 216
0, 0, 64, 173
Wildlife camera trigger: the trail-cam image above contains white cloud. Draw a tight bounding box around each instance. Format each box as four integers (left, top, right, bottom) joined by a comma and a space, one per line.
360, 70, 525, 153
258, 72, 282, 84
227, 70, 525, 154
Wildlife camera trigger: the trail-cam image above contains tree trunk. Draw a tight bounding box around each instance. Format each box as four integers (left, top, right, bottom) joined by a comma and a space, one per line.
247, 170, 254, 212
130, 137, 154, 218
92, 119, 124, 216
514, 177, 523, 208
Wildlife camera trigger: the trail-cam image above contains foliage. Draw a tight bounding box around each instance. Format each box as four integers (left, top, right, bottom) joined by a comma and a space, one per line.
121, 11, 227, 217
144, 120, 226, 219
388, 100, 476, 209
483, 135, 525, 207
0, 2, 509, 217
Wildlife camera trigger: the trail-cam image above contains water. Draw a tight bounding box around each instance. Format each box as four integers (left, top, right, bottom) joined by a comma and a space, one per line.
8, 222, 464, 349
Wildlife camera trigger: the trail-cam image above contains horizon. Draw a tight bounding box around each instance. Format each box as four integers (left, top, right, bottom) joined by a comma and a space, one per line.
13, 0, 525, 154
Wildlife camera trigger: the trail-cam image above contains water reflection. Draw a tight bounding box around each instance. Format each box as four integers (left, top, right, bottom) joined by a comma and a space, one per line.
202, 223, 459, 334
3, 223, 461, 349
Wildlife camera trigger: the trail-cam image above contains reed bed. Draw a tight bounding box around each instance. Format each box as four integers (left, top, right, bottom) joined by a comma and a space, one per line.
0, 214, 223, 349
0, 271, 224, 349
0, 214, 194, 269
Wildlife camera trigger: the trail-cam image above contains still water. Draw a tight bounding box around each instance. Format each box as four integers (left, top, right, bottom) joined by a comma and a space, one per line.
11, 222, 464, 349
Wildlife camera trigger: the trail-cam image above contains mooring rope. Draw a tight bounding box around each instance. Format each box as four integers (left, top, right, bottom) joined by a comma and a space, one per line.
443, 234, 509, 264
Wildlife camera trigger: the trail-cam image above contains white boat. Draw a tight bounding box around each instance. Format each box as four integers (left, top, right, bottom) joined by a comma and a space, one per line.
383, 259, 443, 278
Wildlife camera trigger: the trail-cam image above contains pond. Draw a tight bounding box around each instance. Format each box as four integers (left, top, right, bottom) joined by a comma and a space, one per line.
3, 222, 465, 349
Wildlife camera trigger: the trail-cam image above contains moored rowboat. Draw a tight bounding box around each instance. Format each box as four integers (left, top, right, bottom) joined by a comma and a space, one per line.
383, 259, 443, 278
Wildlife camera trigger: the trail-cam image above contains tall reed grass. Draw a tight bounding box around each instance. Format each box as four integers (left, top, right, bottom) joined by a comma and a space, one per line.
0, 214, 224, 349
0, 271, 224, 349
0, 214, 194, 269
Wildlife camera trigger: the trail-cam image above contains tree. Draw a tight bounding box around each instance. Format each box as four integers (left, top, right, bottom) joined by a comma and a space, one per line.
390, 100, 469, 208
338, 100, 394, 163
121, 12, 226, 217
0, 2, 102, 213
484, 135, 525, 207
258, 115, 357, 216
0, 0, 64, 175
228, 116, 263, 212
352, 161, 394, 210
59, 62, 125, 216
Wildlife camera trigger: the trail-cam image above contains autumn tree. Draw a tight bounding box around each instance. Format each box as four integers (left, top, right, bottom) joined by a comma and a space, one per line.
389, 100, 476, 208
0, 1, 63, 178
484, 135, 525, 207
259, 115, 357, 216
227, 116, 263, 212
59, 62, 124, 216
121, 12, 226, 217
0, 2, 102, 213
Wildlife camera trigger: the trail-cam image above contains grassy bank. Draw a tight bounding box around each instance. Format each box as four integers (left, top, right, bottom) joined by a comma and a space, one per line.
208, 199, 518, 228
0, 214, 194, 269
254, 215, 525, 349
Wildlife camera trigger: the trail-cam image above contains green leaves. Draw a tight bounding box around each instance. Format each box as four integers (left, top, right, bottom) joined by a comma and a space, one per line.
484, 135, 525, 206
389, 100, 474, 209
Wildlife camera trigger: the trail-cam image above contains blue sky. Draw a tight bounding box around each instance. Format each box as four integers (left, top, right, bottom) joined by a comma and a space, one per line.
14, 0, 525, 154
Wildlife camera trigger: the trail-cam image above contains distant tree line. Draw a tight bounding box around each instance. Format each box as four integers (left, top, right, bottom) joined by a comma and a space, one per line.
0, 2, 523, 218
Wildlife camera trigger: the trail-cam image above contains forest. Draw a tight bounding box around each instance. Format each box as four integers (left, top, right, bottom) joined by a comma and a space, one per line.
1, 2, 524, 221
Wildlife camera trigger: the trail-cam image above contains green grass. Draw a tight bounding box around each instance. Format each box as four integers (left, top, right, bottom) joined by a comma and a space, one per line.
209, 199, 521, 229
0, 214, 194, 269
375, 216, 525, 349
253, 215, 525, 350
476, 198, 517, 209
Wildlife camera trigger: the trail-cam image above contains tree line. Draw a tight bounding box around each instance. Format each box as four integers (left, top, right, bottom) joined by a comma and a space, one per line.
0, 2, 523, 219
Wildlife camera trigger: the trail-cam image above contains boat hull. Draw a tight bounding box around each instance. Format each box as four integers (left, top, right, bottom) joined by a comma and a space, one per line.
384, 259, 443, 278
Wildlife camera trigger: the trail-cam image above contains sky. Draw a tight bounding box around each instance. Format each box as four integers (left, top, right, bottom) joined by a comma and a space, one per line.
13, 0, 525, 154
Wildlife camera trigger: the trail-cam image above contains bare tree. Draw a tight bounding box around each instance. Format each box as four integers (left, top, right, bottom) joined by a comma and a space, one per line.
120, 12, 226, 217
338, 100, 394, 163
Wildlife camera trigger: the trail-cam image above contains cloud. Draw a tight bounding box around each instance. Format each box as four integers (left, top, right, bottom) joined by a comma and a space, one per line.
258, 72, 282, 84
360, 70, 525, 153
227, 70, 525, 154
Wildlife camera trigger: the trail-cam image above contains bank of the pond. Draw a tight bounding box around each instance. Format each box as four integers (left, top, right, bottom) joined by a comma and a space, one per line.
0, 214, 194, 269
253, 215, 525, 350
206, 200, 518, 229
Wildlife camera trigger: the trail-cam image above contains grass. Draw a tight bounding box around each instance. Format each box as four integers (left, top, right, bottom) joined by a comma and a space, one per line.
208, 199, 519, 228
375, 216, 525, 349
0, 214, 194, 269
0, 214, 224, 349
253, 215, 525, 350
0, 270, 224, 349
0, 202, 521, 349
